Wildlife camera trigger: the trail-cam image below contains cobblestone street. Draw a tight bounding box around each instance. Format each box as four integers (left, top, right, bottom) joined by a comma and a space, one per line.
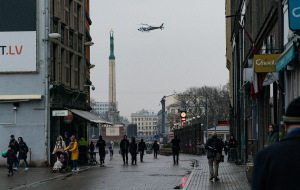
0, 152, 251, 190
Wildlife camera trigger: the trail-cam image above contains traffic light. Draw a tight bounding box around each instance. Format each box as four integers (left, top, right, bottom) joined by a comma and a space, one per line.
180, 111, 187, 122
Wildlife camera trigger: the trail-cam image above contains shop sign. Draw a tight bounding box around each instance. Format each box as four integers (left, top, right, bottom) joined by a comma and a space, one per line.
276, 45, 295, 72
289, 0, 300, 31
254, 54, 281, 73
52, 110, 68, 116
63, 111, 73, 124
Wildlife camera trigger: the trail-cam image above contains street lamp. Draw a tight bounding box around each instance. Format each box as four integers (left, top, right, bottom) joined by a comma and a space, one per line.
84, 41, 94, 46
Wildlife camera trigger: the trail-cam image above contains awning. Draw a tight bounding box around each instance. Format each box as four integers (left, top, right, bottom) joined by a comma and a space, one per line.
0, 95, 42, 101
276, 43, 295, 72
69, 109, 111, 124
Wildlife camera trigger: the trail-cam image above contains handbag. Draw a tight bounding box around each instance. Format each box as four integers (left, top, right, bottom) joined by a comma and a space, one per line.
220, 155, 224, 162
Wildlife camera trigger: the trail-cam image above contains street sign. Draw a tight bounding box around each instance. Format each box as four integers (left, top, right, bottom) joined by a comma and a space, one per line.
218, 121, 230, 126
170, 134, 174, 138
52, 110, 68, 116
289, 0, 300, 31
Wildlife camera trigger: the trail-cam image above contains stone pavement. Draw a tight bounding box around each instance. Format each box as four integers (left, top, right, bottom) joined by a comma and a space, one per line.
183, 155, 251, 190
0, 153, 251, 190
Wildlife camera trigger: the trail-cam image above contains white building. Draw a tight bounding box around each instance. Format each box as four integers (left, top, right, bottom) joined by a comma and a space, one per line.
131, 110, 158, 142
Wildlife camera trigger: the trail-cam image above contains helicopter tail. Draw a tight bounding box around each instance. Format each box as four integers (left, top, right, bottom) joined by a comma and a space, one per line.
160, 23, 164, 30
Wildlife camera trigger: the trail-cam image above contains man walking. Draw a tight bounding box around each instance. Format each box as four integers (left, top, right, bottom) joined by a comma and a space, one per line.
9, 135, 19, 170
129, 137, 138, 165
138, 139, 147, 162
205, 132, 224, 181
120, 135, 130, 165
96, 136, 106, 166
252, 97, 300, 190
171, 135, 181, 164
152, 140, 159, 158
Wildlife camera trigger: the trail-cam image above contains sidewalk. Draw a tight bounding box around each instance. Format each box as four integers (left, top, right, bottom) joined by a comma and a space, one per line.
184, 156, 251, 190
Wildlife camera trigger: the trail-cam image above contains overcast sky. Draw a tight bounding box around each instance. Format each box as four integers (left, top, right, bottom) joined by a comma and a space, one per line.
90, 0, 228, 119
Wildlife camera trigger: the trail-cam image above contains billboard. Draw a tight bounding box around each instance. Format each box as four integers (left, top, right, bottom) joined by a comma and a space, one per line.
289, 0, 300, 31
0, 0, 37, 73
254, 54, 281, 73
106, 126, 120, 136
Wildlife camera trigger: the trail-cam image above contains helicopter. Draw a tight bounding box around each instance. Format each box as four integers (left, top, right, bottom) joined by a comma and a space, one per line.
137, 23, 164, 32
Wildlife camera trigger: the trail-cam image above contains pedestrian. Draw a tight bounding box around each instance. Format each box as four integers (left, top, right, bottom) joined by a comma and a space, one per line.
264, 124, 279, 148
109, 141, 114, 157
129, 137, 138, 165
16, 137, 29, 171
224, 141, 229, 155
9, 135, 19, 169
205, 132, 224, 181
228, 135, 237, 161
63, 132, 71, 147
3, 145, 18, 176
89, 141, 95, 160
65, 135, 79, 172
120, 135, 130, 165
252, 97, 300, 190
96, 135, 106, 166
138, 139, 147, 162
171, 135, 181, 164
52, 136, 66, 154
152, 140, 159, 158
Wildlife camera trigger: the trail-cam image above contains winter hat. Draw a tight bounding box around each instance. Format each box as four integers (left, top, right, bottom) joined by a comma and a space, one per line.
283, 97, 300, 124
10, 135, 14, 138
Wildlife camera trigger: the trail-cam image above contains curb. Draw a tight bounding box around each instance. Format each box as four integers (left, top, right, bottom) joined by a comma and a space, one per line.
182, 160, 198, 190
11, 165, 97, 189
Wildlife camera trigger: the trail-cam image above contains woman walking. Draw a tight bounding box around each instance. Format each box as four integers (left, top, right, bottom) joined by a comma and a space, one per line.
16, 137, 29, 171
65, 135, 79, 172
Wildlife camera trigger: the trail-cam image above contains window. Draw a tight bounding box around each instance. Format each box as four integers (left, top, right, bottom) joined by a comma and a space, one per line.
146, 127, 148, 130
78, 36, 82, 53
149, 127, 151, 130
141, 118, 143, 121
146, 122, 148, 125
53, 19, 58, 33
138, 118, 140, 121
74, 70, 78, 85
65, 67, 70, 83
69, 31, 74, 48
61, 26, 65, 45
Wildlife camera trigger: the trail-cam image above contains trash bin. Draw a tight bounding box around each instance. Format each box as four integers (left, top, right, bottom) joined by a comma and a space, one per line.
246, 162, 254, 183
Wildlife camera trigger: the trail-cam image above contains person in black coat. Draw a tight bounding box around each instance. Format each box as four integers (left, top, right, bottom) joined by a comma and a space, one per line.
96, 136, 106, 166
252, 97, 300, 190
171, 135, 181, 164
3, 145, 18, 176
9, 135, 19, 169
129, 137, 138, 165
16, 137, 29, 171
152, 140, 159, 158
120, 135, 130, 165
205, 132, 224, 181
138, 139, 147, 162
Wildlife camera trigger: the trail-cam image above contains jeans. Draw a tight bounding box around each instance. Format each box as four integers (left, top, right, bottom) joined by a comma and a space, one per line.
173, 150, 179, 164
122, 151, 128, 164
8, 164, 13, 174
208, 157, 219, 177
140, 151, 144, 161
17, 158, 28, 168
154, 150, 158, 158
73, 160, 78, 169
110, 150, 114, 157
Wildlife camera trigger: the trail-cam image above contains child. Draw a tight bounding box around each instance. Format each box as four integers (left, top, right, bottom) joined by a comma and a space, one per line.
53, 153, 64, 171
4, 145, 18, 176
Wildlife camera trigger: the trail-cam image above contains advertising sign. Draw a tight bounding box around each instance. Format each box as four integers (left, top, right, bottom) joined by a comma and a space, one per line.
0, 32, 36, 72
276, 45, 295, 72
106, 126, 120, 136
254, 54, 281, 73
289, 0, 300, 31
0, 0, 37, 73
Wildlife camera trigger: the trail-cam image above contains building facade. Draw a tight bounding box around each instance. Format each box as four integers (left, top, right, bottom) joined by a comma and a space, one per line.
131, 110, 158, 142
0, 0, 98, 166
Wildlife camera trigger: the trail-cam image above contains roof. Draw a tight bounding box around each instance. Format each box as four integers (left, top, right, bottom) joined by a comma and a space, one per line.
208, 125, 230, 131
70, 109, 111, 124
